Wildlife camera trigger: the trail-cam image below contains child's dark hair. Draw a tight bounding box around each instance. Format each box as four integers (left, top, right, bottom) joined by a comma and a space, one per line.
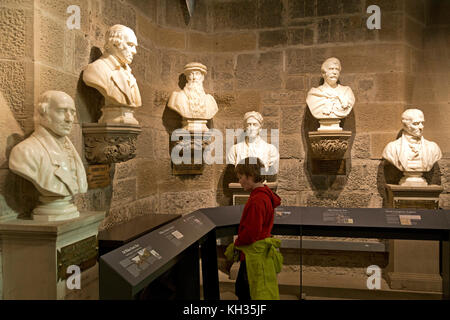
234, 157, 265, 183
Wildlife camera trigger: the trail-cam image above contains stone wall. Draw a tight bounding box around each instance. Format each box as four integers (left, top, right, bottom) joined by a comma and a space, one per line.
207, 0, 449, 208
410, 0, 450, 207
0, 0, 449, 299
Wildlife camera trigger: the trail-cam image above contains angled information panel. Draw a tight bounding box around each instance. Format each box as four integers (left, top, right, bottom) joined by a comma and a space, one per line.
300, 207, 449, 229
301, 207, 450, 240
199, 205, 302, 226
274, 206, 302, 225
99, 210, 215, 299
198, 205, 243, 227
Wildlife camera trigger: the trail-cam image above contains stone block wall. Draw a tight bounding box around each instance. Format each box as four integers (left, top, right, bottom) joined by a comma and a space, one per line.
409, 0, 450, 207
0, 0, 449, 298
207, 0, 440, 208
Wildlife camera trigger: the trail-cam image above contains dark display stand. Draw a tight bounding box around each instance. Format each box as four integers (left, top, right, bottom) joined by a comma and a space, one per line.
200, 206, 450, 300
99, 206, 450, 300
98, 214, 181, 256
99, 210, 215, 299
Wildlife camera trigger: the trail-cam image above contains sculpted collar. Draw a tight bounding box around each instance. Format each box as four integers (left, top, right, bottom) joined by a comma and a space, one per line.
33, 125, 86, 195
33, 126, 73, 166
103, 53, 132, 73
403, 132, 421, 144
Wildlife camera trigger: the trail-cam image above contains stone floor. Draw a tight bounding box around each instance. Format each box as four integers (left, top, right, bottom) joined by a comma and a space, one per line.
76, 261, 443, 300
202, 262, 442, 300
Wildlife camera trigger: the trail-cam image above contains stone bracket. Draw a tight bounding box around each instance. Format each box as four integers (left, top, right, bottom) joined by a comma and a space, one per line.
308, 130, 352, 175
82, 123, 142, 164
171, 131, 213, 175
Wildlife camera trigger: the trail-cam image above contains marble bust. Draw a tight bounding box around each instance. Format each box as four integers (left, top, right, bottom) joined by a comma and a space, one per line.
9, 91, 87, 221
227, 111, 279, 176
306, 57, 355, 131
168, 62, 218, 132
382, 109, 442, 186
83, 24, 141, 125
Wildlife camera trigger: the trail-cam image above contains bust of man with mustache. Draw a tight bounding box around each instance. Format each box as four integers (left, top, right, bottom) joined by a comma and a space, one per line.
306, 57, 355, 131
168, 62, 218, 131
83, 24, 141, 125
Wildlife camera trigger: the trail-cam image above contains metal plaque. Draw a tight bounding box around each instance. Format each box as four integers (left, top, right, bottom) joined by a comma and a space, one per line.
87, 164, 110, 189
172, 163, 204, 175
394, 199, 439, 210
233, 194, 249, 206
312, 159, 346, 175
57, 235, 98, 281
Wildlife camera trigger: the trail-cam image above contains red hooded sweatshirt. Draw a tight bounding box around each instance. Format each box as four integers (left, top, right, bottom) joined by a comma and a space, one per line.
234, 185, 281, 257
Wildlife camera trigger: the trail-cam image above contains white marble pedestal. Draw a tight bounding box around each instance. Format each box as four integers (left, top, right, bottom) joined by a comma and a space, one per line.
385, 184, 444, 292
0, 211, 105, 299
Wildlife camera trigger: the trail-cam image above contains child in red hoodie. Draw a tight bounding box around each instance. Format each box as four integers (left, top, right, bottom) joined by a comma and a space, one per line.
233, 157, 281, 300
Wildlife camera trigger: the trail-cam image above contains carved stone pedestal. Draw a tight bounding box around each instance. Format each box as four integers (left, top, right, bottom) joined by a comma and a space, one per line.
385, 184, 444, 292
228, 182, 278, 205
0, 211, 105, 299
308, 131, 351, 175
386, 184, 443, 210
82, 123, 141, 164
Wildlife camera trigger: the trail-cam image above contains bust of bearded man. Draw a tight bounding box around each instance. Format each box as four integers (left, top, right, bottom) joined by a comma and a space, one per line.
168, 62, 218, 132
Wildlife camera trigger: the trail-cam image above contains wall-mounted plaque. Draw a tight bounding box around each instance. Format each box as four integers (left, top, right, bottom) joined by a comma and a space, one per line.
87, 164, 111, 189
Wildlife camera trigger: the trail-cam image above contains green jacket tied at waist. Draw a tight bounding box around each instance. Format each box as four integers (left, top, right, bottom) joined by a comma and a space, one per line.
225, 238, 283, 300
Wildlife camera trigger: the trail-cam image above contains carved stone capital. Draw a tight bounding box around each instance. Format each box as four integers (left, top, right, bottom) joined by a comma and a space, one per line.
308, 131, 352, 159
82, 123, 142, 164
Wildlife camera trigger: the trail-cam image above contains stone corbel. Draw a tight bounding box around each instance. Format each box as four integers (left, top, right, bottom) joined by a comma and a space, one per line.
82, 123, 142, 164
171, 129, 213, 175
308, 131, 352, 175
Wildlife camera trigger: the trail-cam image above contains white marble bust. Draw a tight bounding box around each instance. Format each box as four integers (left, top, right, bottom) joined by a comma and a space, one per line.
306, 57, 355, 131
168, 62, 218, 132
382, 109, 442, 186
83, 24, 141, 125
9, 91, 87, 221
227, 111, 279, 176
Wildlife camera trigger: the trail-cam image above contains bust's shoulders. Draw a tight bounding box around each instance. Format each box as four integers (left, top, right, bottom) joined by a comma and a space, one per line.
385, 137, 402, 150
169, 89, 187, 103
423, 137, 440, 148
10, 134, 43, 161
84, 55, 112, 74
205, 93, 216, 100
337, 84, 353, 92
307, 86, 322, 94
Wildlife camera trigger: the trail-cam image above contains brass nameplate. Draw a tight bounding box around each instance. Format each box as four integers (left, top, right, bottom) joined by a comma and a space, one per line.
312, 159, 346, 175
394, 200, 438, 210
57, 235, 98, 281
87, 164, 110, 189
172, 163, 204, 175
233, 194, 249, 205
